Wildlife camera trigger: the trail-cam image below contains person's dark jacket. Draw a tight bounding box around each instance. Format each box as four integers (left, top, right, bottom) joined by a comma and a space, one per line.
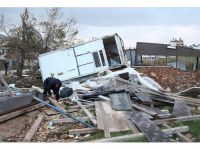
43, 77, 62, 100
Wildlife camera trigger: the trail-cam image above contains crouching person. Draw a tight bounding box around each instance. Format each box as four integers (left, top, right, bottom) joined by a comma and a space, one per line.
43, 77, 62, 101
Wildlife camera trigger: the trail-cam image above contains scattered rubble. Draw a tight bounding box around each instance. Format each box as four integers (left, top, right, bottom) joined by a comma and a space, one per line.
4, 73, 43, 88
1, 67, 200, 142
138, 67, 200, 92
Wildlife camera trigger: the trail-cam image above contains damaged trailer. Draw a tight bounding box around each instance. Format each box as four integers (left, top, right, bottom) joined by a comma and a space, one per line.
38, 33, 128, 81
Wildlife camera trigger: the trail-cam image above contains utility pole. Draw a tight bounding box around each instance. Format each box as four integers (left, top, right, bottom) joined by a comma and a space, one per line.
0, 15, 5, 32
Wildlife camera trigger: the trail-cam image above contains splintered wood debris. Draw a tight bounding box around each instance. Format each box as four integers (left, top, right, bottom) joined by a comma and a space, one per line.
1, 67, 200, 142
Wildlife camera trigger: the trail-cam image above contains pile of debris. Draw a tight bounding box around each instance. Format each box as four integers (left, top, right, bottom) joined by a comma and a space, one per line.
1, 67, 200, 142
4, 73, 43, 88
138, 67, 200, 92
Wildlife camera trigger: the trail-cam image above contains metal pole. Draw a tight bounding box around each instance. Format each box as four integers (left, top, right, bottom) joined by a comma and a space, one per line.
166, 47, 168, 66
196, 57, 199, 70
33, 96, 93, 128
176, 48, 178, 69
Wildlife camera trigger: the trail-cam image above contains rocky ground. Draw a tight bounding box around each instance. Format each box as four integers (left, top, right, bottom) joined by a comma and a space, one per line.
137, 67, 200, 92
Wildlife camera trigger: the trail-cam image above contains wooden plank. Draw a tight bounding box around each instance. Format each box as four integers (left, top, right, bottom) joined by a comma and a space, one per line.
67, 105, 95, 113
154, 115, 200, 125
99, 101, 111, 138
137, 111, 154, 119
47, 97, 66, 112
0, 74, 12, 94
129, 111, 170, 142
127, 119, 140, 133
98, 95, 110, 101
132, 103, 157, 116
130, 88, 153, 103
0, 94, 33, 115
95, 101, 105, 134
95, 101, 130, 132
0, 103, 44, 123
92, 126, 189, 142
30, 85, 44, 94
23, 114, 44, 142
166, 93, 200, 105
69, 128, 100, 135
67, 108, 81, 113
163, 124, 191, 142
52, 117, 91, 124
43, 108, 58, 116
77, 101, 97, 125
178, 87, 200, 97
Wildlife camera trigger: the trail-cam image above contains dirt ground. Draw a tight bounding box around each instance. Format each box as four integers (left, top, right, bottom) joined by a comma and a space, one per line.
0, 110, 40, 142
137, 67, 200, 92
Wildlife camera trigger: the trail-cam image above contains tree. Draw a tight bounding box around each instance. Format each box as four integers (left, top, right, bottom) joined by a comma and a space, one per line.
1, 8, 79, 77
39, 8, 78, 53
3, 8, 42, 76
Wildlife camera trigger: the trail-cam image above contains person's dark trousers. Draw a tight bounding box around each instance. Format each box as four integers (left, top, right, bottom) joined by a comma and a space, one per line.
5, 67, 7, 76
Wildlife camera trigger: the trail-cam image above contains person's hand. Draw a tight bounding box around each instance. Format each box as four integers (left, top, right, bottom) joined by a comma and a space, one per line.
55, 95, 60, 101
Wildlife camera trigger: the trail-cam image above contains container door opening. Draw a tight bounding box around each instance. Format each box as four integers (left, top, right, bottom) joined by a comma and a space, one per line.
103, 36, 121, 67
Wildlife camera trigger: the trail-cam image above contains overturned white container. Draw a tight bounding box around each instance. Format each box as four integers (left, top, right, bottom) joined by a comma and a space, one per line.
38, 33, 127, 82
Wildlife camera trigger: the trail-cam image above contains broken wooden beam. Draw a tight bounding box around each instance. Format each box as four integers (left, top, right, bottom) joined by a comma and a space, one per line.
0, 74, 12, 94
92, 126, 189, 142
69, 128, 100, 135
95, 101, 111, 138
154, 115, 200, 125
77, 101, 97, 125
47, 97, 66, 112
0, 103, 44, 123
163, 124, 191, 142
127, 119, 140, 133
67, 103, 95, 113
166, 93, 200, 105
132, 103, 157, 116
23, 114, 44, 142
99, 101, 111, 138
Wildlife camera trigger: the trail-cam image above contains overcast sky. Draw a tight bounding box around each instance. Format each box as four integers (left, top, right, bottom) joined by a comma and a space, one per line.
0, 7, 200, 48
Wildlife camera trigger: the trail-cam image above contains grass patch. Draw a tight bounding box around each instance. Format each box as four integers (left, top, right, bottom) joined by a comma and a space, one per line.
171, 120, 200, 142
64, 105, 70, 110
